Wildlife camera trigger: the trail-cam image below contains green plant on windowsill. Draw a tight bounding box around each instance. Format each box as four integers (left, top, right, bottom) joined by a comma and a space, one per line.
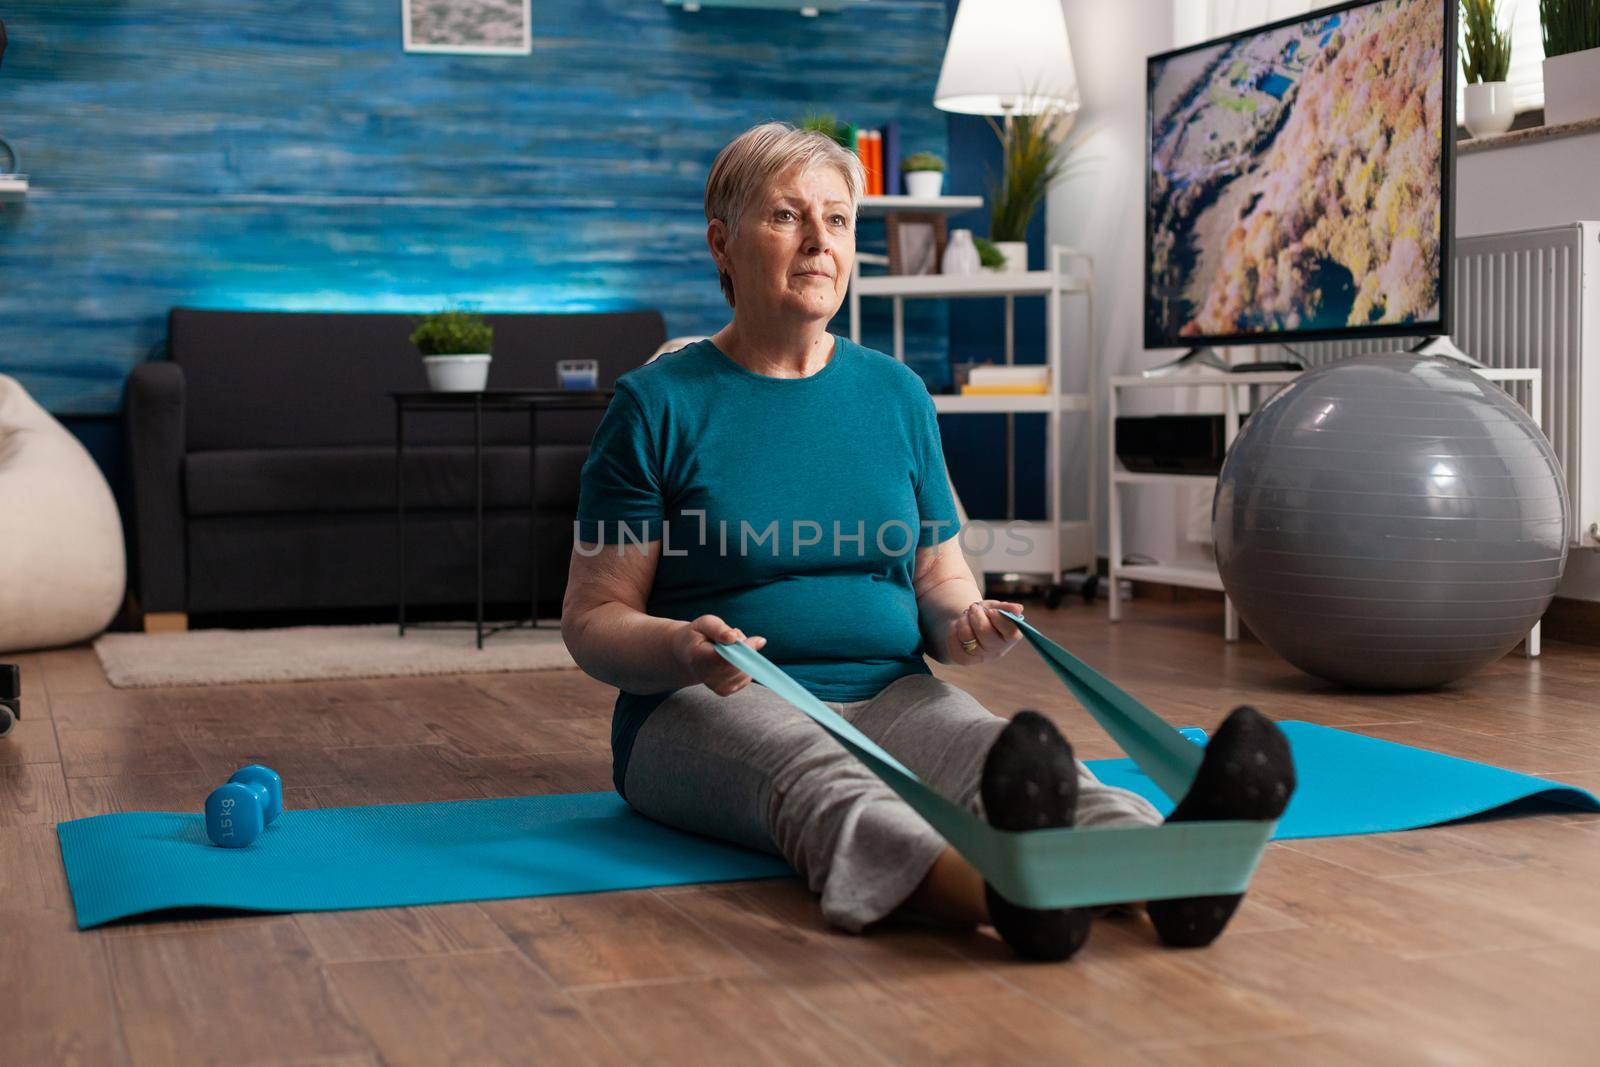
1462, 0, 1512, 82
1540, 0, 1600, 56
902, 151, 946, 173
410, 310, 493, 356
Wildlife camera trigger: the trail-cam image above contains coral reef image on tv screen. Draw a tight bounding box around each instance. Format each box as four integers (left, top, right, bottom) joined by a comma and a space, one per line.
1146, 0, 1446, 344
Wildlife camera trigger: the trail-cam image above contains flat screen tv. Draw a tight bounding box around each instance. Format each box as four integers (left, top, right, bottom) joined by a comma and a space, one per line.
1145, 0, 1455, 350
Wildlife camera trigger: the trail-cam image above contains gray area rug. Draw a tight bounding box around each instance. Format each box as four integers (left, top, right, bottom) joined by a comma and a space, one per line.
94, 623, 576, 688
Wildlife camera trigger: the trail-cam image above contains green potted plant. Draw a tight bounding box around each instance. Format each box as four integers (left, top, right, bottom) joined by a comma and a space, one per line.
1462, 0, 1514, 137
799, 112, 852, 148
986, 101, 1082, 272
973, 235, 1006, 272
410, 310, 494, 392
1541, 0, 1600, 125
902, 152, 946, 198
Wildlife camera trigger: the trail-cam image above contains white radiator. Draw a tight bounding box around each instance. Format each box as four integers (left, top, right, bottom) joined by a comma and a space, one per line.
1290, 222, 1600, 548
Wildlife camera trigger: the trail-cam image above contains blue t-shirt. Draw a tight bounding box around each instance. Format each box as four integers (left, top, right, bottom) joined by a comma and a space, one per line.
575, 337, 960, 796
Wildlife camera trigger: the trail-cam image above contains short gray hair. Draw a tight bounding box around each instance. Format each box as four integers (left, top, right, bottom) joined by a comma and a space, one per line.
704, 122, 865, 307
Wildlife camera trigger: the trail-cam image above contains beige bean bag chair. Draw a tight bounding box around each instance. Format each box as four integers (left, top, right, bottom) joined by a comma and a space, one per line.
0, 375, 125, 652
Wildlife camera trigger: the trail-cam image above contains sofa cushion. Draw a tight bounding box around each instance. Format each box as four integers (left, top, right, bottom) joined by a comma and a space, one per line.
185, 445, 587, 517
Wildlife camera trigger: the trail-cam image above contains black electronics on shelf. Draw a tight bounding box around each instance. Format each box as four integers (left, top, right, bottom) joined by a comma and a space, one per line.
1113, 414, 1253, 476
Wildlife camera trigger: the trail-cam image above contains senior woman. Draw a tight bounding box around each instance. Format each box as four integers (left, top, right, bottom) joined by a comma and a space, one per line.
562, 123, 1293, 961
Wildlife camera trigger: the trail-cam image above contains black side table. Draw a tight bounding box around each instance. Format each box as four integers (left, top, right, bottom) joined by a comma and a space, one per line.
392, 389, 615, 648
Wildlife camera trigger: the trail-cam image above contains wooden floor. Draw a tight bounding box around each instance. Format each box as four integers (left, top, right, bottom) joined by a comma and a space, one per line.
6, 600, 1600, 1066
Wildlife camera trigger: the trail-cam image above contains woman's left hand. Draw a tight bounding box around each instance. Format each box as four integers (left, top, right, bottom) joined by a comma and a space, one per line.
947, 599, 1025, 665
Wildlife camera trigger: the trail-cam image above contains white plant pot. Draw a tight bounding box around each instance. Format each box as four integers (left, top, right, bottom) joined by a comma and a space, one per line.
1544, 48, 1600, 126
904, 170, 944, 198
1463, 81, 1516, 137
993, 240, 1029, 273
423, 354, 491, 392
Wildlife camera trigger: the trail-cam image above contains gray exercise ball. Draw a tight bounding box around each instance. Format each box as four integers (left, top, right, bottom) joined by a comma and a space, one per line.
1212, 355, 1568, 690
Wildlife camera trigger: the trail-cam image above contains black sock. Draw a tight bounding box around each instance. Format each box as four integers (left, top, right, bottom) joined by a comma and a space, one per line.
981, 710, 1092, 962
1146, 706, 1295, 948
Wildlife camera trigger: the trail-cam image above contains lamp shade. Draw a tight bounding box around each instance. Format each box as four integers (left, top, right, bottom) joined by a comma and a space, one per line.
934, 0, 1080, 115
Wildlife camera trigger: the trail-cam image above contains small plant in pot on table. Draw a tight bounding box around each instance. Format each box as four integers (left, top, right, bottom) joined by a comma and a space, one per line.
411, 310, 494, 392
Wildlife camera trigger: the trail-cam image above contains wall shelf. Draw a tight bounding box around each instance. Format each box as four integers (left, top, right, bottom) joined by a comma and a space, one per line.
933, 393, 1091, 415
854, 270, 1088, 299
858, 195, 984, 216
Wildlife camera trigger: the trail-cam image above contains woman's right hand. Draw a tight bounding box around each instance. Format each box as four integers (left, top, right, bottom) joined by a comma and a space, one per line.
672, 614, 767, 696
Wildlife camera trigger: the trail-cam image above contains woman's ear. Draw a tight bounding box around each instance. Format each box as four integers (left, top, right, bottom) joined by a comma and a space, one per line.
706, 218, 730, 271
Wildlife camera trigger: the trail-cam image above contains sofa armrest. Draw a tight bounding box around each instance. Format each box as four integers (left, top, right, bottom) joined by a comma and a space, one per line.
124, 362, 188, 613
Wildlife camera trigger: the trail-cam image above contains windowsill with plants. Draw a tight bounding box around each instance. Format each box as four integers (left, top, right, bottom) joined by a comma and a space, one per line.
1454, 0, 1599, 153
1456, 109, 1600, 152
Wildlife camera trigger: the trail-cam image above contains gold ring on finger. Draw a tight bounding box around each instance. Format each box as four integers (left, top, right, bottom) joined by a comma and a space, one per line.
961, 637, 980, 654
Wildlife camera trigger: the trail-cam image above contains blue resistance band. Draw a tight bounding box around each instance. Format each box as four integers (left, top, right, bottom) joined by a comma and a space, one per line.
714, 611, 1276, 909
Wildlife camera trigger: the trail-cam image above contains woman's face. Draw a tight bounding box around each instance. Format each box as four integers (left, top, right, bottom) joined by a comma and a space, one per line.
714, 165, 855, 327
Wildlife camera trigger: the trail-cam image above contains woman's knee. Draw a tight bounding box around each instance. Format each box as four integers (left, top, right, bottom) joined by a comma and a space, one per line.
873, 673, 998, 721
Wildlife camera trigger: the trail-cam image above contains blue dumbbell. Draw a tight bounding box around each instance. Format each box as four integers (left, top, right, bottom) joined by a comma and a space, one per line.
204, 764, 284, 848
229, 764, 283, 823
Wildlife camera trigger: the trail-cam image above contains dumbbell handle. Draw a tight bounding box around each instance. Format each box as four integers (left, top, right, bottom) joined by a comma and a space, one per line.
229, 764, 283, 824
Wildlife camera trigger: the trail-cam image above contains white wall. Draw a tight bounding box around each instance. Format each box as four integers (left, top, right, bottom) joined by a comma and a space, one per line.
1456, 132, 1600, 237
1049, 0, 1184, 567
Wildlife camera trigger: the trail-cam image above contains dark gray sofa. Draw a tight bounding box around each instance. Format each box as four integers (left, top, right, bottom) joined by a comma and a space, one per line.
125, 308, 665, 622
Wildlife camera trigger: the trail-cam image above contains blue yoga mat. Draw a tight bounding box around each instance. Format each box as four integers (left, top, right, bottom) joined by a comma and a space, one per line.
1087, 722, 1599, 839
57, 723, 1599, 929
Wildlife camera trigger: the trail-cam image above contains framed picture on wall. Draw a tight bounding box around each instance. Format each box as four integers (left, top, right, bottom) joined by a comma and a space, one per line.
885, 212, 948, 276
403, 0, 533, 55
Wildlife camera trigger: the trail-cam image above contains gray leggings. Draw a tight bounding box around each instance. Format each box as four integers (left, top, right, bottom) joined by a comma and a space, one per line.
622, 672, 1164, 933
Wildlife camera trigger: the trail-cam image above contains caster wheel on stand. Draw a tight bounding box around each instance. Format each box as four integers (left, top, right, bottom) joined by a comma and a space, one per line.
1053, 572, 1101, 605
0, 663, 17, 739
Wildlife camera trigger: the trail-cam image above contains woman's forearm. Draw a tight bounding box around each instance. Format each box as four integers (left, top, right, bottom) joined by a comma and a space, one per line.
563, 602, 696, 695
917, 574, 983, 663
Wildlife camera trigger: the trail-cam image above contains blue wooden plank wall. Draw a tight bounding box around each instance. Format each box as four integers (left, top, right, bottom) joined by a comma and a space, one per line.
0, 0, 949, 414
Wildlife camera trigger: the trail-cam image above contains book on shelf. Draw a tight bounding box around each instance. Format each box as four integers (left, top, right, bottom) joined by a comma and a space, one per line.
866, 130, 884, 196
967, 365, 1049, 387
959, 383, 1050, 395
882, 121, 901, 196
845, 125, 910, 197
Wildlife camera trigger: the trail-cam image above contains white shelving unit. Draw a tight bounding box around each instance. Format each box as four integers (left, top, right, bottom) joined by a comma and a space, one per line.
1107, 365, 1544, 653
847, 224, 1098, 595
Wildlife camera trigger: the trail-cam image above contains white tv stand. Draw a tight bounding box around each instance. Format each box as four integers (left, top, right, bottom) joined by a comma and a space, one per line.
1106, 362, 1544, 656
